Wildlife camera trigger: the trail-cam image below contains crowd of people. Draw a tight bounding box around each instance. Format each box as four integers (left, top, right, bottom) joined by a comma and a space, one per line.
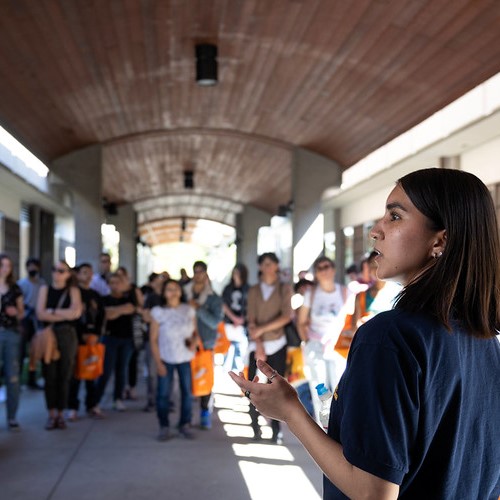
0, 242, 393, 442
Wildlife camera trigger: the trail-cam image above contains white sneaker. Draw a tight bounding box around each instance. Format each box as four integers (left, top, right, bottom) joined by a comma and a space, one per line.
113, 399, 126, 412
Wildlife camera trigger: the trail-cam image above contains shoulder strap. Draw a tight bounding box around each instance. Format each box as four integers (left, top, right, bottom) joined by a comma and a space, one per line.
56, 289, 69, 309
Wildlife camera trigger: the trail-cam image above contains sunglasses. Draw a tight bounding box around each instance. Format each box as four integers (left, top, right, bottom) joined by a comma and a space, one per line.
316, 264, 332, 271
52, 267, 68, 274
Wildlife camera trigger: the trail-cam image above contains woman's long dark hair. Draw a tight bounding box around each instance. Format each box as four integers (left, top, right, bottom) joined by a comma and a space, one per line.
0, 253, 16, 287
394, 168, 500, 338
231, 263, 248, 287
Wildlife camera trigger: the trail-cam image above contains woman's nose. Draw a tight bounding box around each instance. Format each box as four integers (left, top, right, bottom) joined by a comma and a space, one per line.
370, 221, 382, 240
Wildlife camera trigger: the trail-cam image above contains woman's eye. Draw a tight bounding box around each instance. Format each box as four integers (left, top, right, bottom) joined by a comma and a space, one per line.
389, 211, 401, 221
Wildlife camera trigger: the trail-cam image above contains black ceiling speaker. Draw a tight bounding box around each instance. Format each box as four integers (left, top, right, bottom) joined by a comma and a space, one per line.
102, 197, 118, 216
195, 44, 218, 86
184, 170, 194, 189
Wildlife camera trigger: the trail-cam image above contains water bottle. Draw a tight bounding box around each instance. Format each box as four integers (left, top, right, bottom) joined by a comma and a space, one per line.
315, 383, 333, 431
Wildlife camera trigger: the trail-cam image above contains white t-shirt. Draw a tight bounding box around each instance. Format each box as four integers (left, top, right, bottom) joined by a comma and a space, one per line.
151, 304, 196, 364
303, 285, 353, 342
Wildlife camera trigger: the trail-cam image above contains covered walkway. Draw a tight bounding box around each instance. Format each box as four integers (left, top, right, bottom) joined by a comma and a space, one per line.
0, 366, 322, 500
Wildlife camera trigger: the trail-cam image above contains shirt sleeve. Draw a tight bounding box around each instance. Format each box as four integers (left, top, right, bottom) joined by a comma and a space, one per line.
150, 306, 162, 324
335, 319, 420, 485
302, 288, 312, 308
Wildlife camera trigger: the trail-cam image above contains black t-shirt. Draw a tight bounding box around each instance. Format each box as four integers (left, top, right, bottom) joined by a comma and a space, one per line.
103, 294, 134, 339
324, 309, 500, 499
222, 284, 248, 324
44, 286, 78, 328
0, 283, 22, 330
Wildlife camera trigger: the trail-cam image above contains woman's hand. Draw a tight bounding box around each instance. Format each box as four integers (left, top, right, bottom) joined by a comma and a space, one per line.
229, 359, 302, 423
248, 325, 261, 340
5, 305, 17, 317
157, 364, 167, 377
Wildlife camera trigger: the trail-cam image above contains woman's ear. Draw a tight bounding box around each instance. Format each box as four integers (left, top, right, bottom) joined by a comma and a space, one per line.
431, 229, 447, 258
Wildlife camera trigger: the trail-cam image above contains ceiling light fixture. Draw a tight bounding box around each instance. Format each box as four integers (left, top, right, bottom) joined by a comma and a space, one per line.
195, 44, 218, 86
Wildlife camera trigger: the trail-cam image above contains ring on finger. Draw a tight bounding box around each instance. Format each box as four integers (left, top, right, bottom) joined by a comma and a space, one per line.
244, 390, 251, 399
269, 370, 277, 381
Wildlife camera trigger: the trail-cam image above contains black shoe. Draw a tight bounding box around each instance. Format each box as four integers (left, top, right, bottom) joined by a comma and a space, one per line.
8, 420, 21, 432
251, 427, 263, 441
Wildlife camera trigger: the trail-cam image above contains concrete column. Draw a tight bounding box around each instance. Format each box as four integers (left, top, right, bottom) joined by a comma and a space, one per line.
439, 155, 460, 169
236, 205, 271, 286
107, 204, 137, 282
51, 145, 104, 271
291, 148, 342, 277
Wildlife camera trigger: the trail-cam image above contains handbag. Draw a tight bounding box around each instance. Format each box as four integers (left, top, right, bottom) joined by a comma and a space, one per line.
191, 348, 214, 397
30, 325, 60, 368
30, 289, 68, 367
74, 339, 105, 380
213, 322, 231, 355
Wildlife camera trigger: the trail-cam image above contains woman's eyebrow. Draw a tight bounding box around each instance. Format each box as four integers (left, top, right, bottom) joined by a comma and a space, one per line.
386, 201, 408, 212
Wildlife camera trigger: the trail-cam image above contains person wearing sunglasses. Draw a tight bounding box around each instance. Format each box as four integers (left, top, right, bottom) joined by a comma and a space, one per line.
296, 257, 354, 424
36, 260, 82, 430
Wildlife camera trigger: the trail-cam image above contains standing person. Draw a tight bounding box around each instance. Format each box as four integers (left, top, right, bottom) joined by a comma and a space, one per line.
90, 252, 112, 297
296, 256, 354, 423
0, 254, 24, 430
141, 272, 164, 412
183, 261, 223, 430
36, 260, 82, 430
231, 168, 500, 499
17, 257, 46, 389
179, 268, 191, 286
150, 279, 199, 441
222, 263, 249, 372
95, 273, 136, 412
67, 263, 105, 420
116, 266, 144, 401
246, 252, 292, 444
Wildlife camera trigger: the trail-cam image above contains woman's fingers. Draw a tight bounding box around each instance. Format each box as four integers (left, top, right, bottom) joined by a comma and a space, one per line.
256, 359, 277, 379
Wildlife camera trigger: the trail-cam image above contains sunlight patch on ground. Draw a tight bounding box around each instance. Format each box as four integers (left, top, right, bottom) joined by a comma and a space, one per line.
232, 443, 294, 461
238, 462, 321, 500
218, 408, 251, 425
214, 368, 320, 499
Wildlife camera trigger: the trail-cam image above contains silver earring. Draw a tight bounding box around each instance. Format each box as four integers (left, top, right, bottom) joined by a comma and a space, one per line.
433, 251, 443, 259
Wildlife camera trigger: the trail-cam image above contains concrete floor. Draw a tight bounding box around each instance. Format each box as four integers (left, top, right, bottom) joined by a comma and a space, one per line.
0, 366, 323, 500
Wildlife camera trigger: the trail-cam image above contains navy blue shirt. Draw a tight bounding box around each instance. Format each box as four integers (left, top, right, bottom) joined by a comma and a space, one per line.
324, 310, 500, 499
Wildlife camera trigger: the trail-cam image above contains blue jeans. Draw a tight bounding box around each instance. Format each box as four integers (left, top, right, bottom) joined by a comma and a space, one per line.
0, 328, 21, 421
96, 336, 134, 403
156, 361, 192, 428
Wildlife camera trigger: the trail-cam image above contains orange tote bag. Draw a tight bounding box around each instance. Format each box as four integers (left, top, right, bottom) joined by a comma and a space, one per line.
191, 348, 214, 397
74, 341, 105, 380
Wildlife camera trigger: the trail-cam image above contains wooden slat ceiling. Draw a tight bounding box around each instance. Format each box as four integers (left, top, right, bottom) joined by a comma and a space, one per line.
1, 0, 500, 245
